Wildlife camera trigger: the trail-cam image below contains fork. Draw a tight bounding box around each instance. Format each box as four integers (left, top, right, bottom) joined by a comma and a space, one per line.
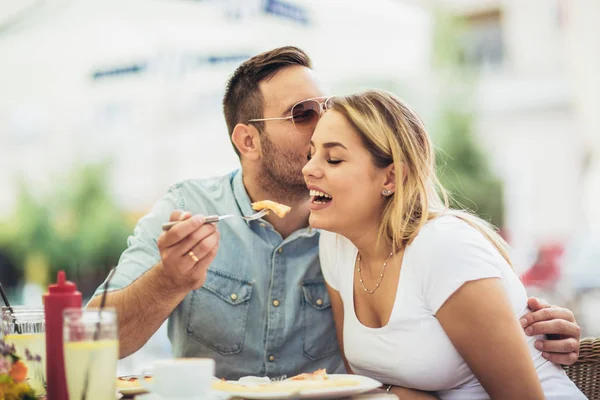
161, 209, 269, 231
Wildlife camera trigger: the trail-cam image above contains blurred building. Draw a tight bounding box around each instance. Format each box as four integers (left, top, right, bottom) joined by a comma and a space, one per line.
0, 0, 431, 216
561, 0, 600, 233
425, 0, 600, 273
1, 0, 597, 271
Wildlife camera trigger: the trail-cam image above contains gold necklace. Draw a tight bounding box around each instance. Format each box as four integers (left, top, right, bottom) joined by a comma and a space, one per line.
356, 251, 394, 294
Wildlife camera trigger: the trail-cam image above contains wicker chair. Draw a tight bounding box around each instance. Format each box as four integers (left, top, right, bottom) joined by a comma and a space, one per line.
563, 337, 600, 399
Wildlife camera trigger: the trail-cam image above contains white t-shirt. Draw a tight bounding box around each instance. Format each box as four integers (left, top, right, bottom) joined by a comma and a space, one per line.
320, 216, 585, 400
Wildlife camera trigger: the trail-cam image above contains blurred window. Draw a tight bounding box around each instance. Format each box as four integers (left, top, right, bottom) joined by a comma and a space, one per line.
459, 9, 504, 70
264, 0, 310, 25
92, 63, 147, 80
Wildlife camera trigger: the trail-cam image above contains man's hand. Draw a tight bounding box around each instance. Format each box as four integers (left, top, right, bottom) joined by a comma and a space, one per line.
157, 210, 220, 291
520, 297, 581, 365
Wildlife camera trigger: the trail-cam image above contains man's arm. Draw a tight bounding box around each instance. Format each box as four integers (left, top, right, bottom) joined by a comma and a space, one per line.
520, 297, 581, 365
88, 211, 219, 358
88, 262, 188, 358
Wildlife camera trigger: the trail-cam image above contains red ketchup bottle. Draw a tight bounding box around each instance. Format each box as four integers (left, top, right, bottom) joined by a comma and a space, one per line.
44, 270, 82, 400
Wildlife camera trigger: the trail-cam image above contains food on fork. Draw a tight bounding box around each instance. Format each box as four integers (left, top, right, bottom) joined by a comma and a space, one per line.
251, 200, 291, 218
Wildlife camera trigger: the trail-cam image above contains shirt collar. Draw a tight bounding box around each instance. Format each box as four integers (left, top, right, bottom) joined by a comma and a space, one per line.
231, 170, 256, 223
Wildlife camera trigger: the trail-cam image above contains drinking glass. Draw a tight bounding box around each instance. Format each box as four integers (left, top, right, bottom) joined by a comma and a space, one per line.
1, 306, 47, 397
63, 308, 119, 400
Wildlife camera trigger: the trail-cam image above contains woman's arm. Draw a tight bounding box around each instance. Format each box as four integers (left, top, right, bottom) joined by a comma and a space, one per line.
436, 277, 544, 400
326, 282, 353, 374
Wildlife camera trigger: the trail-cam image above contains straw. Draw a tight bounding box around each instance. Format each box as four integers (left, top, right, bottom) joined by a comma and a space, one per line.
0, 281, 12, 311
94, 267, 116, 340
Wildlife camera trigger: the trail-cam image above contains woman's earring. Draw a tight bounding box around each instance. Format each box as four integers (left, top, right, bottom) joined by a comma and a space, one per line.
382, 189, 393, 196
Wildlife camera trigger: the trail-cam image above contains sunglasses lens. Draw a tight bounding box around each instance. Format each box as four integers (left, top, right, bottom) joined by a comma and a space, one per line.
291, 100, 321, 134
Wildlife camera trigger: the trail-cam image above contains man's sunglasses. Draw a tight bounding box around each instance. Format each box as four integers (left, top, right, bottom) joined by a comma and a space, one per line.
247, 96, 335, 134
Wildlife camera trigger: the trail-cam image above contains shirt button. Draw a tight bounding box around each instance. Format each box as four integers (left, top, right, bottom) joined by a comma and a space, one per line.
230, 293, 238, 301
260, 223, 266, 228
277, 248, 283, 254
268, 355, 275, 362
272, 300, 280, 307
316, 298, 323, 306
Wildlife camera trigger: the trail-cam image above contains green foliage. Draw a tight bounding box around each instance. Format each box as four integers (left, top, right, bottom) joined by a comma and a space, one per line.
0, 163, 134, 285
432, 8, 467, 71
430, 8, 505, 227
434, 109, 504, 226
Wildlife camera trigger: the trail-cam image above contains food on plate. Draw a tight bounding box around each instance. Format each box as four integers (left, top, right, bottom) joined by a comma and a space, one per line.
212, 369, 360, 393
115, 375, 153, 390
251, 200, 291, 218
289, 368, 328, 381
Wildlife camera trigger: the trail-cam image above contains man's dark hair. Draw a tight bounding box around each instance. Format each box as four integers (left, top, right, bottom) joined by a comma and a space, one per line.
223, 46, 312, 156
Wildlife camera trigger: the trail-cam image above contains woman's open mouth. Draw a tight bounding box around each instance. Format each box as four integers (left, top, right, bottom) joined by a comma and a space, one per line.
309, 189, 333, 204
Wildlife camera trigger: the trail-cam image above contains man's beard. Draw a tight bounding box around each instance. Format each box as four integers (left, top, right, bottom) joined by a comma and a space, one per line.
258, 132, 310, 203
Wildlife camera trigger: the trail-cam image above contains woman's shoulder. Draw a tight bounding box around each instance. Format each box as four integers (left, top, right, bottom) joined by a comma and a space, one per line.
414, 215, 483, 244
409, 215, 504, 264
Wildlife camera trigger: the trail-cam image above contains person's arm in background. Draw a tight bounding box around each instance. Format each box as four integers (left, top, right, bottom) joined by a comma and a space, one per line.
88, 206, 219, 358
520, 297, 581, 365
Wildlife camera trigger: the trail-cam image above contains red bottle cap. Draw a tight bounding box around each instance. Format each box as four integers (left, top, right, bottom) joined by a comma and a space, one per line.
48, 270, 78, 294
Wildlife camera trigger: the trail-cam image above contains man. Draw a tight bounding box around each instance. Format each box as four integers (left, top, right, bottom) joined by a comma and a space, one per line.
89, 47, 581, 381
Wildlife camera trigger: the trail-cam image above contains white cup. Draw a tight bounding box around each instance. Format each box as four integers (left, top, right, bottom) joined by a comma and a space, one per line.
139, 358, 215, 398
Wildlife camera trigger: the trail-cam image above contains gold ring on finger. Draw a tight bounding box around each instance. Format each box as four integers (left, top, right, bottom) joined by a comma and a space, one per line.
188, 251, 199, 262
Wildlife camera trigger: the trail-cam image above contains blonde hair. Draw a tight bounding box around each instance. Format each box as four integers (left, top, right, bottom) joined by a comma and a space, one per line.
331, 90, 512, 266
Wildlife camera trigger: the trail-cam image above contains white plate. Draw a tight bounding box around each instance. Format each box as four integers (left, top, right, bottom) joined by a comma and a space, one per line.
119, 387, 147, 396
213, 374, 382, 399
136, 392, 228, 400
116, 376, 151, 396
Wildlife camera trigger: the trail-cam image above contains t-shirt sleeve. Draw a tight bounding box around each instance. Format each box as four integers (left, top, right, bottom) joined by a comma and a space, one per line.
319, 230, 340, 291
89, 184, 185, 300
416, 218, 504, 314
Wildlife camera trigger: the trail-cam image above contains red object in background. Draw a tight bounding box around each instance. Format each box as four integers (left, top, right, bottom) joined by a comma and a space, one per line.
43, 271, 82, 400
520, 243, 564, 290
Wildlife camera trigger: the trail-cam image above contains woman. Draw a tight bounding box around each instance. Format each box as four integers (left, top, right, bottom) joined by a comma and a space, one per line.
302, 90, 584, 399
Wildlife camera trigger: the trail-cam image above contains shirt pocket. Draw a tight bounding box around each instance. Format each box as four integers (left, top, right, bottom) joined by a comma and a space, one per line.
301, 279, 340, 360
186, 269, 253, 355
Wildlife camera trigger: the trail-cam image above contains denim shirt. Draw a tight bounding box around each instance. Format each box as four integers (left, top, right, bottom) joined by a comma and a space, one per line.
93, 170, 343, 379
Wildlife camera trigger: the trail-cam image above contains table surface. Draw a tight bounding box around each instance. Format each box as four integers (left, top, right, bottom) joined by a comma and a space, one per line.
127, 390, 398, 400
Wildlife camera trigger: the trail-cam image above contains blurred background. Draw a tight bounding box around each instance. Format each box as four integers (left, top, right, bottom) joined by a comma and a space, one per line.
0, 0, 598, 372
